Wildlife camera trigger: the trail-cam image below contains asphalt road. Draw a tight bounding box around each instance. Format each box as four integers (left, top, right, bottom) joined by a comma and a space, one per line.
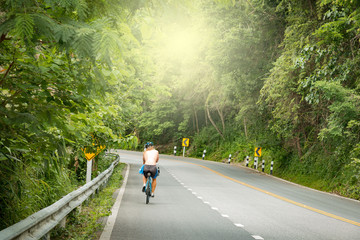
106, 150, 360, 240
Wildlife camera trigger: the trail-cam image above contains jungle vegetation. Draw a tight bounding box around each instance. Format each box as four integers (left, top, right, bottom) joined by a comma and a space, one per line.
1, 0, 360, 230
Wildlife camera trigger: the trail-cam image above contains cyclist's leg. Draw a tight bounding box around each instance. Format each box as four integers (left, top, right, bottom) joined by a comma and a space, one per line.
152, 178, 156, 194
143, 175, 146, 185
142, 165, 150, 192
151, 166, 158, 195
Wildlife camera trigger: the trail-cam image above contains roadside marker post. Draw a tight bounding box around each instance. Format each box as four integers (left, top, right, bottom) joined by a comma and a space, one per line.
182, 138, 189, 157
245, 156, 249, 167
202, 149, 206, 160
254, 157, 258, 169
174, 146, 177, 156
262, 159, 265, 172
270, 161, 274, 175
228, 154, 232, 164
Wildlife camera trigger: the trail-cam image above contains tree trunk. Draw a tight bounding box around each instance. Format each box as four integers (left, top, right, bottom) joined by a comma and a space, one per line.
216, 105, 225, 134
206, 104, 225, 140
204, 108, 208, 126
296, 136, 302, 159
193, 106, 199, 133
244, 117, 248, 139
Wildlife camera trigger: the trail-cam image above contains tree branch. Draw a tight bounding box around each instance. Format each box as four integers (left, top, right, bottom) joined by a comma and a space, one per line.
0, 61, 15, 86
0, 33, 12, 44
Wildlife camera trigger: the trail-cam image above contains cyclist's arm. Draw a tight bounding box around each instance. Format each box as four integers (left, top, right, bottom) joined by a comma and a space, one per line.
156, 151, 159, 163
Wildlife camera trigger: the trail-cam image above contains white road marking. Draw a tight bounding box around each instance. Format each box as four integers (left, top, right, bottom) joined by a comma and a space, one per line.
252, 235, 264, 240
99, 164, 130, 240
221, 214, 229, 218
211, 207, 219, 211
234, 223, 244, 228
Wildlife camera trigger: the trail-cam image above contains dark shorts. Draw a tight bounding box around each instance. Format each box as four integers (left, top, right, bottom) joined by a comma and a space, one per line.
141, 165, 158, 179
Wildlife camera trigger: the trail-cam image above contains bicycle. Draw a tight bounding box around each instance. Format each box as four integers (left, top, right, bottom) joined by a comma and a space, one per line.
144, 166, 160, 204
145, 172, 152, 204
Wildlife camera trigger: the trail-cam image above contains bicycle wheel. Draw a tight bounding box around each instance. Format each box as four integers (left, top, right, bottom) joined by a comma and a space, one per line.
145, 184, 151, 204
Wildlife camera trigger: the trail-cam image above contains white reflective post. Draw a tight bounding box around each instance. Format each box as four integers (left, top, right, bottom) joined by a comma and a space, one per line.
183, 146, 185, 157
86, 159, 92, 183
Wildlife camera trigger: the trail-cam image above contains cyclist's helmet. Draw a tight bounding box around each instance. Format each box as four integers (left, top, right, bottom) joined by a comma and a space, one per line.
147, 142, 154, 147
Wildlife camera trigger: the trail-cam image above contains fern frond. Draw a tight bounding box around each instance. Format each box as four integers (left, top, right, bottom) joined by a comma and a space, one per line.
14, 13, 34, 41
90, 17, 112, 30
73, 26, 95, 57
0, 18, 16, 36
93, 29, 123, 64
58, 0, 76, 11
53, 23, 76, 44
33, 13, 56, 40
75, 0, 89, 20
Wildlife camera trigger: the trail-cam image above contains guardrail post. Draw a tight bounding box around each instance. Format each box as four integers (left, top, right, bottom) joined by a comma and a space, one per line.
60, 217, 66, 228
202, 150, 206, 160
245, 156, 249, 167
77, 205, 82, 213
41, 232, 50, 240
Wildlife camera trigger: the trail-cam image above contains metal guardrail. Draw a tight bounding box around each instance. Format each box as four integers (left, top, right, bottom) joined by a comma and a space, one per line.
0, 153, 120, 240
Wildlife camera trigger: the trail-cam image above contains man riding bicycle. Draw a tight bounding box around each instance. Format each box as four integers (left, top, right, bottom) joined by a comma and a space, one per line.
139, 142, 159, 197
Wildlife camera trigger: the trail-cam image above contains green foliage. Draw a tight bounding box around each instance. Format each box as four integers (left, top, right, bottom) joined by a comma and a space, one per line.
0, 0, 145, 230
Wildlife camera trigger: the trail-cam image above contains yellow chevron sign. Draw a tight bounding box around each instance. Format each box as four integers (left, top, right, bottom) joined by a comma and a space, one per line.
254, 147, 262, 157
182, 138, 189, 147
83, 145, 105, 161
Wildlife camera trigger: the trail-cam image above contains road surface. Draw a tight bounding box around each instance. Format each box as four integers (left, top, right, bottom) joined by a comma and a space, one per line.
103, 150, 360, 240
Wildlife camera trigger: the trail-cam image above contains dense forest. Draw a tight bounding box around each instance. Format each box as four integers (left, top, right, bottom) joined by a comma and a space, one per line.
1, 0, 360, 230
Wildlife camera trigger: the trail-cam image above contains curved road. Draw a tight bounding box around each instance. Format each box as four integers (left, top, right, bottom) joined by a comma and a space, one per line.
103, 150, 360, 240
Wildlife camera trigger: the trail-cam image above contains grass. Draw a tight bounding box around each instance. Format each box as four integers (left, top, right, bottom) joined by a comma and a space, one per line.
51, 162, 126, 240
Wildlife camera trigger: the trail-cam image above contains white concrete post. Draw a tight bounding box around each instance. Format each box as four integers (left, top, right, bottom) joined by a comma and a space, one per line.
86, 159, 92, 183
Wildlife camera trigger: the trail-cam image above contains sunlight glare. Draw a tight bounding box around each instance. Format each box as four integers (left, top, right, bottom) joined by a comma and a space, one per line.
162, 26, 201, 61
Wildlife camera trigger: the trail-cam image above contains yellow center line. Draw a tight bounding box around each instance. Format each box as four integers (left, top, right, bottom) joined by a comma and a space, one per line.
176, 160, 360, 227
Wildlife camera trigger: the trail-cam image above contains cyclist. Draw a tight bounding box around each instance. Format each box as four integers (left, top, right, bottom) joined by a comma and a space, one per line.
139, 142, 159, 197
